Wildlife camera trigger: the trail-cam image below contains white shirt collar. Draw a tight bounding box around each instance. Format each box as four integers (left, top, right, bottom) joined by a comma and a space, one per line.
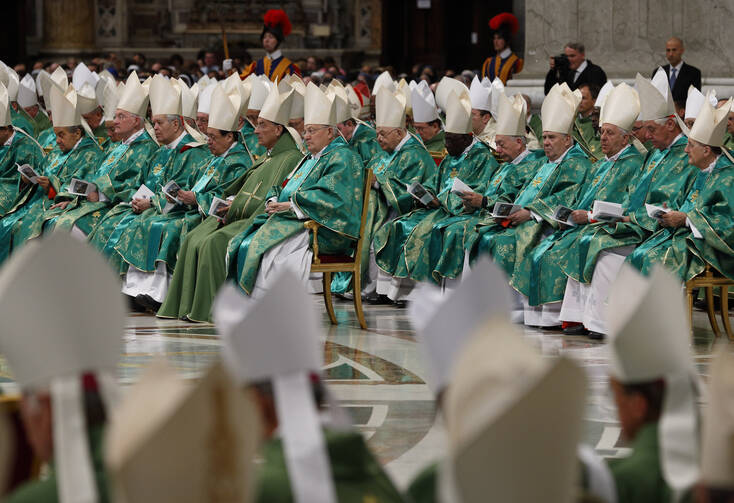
703, 155, 719, 173
312, 139, 333, 160
671, 61, 683, 72
512, 148, 531, 165
550, 144, 573, 163
267, 49, 283, 60
122, 128, 145, 146
165, 131, 187, 150
352, 123, 361, 137
219, 141, 237, 158
605, 144, 630, 162
575, 60, 588, 75
71, 137, 83, 152
667, 133, 684, 150
499, 48, 512, 59
461, 137, 478, 157
393, 131, 411, 153
3, 131, 16, 146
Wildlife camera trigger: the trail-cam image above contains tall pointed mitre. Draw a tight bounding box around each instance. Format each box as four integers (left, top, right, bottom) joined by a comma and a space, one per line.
372, 70, 395, 97
304, 81, 336, 126
117, 71, 149, 116
105, 360, 260, 503
0, 83, 11, 127
288, 76, 306, 119
0, 64, 19, 102
397, 78, 412, 116
76, 82, 99, 115
411, 80, 439, 123
197, 83, 215, 115
685, 86, 718, 120
606, 265, 699, 492
636, 68, 676, 121
260, 83, 294, 127
38, 67, 68, 106
407, 258, 513, 394
213, 270, 343, 503
444, 89, 472, 134
445, 317, 586, 503
599, 82, 640, 132
35, 69, 50, 98
72, 62, 99, 91
208, 81, 241, 132
97, 79, 119, 123
49, 84, 82, 127
375, 87, 406, 129
487, 77, 505, 118
700, 347, 734, 490
17, 74, 38, 108
171, 79, 198, 119
248, 75, 272, 111
149, 75, 182, 116
435, 76, 469, 112
689, 95, 731, 148
541, 83, 582, 135
469, 75, 491, 112
594, 81, 613, 109
327, 81, 350, 124
495, 91, 527, 137
0, 232, 125, 503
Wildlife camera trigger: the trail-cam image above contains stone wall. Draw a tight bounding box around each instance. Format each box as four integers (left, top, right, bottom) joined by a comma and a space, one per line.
522, 0, 734, 79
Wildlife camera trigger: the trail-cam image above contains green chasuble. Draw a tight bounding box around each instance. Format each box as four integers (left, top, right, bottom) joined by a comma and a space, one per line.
431, 149, 546, 282
472, 143, 591, 278
566, 135, 698, 283
10, 106, 34, 137
228, 136, 363, 295
240, 120, 266, 160
38, 130, 159, 237
86, 134, 210, 271
30, 109, 52, 138
0, 135, 102, 263
512, 145, 643, 305
405, 462, 439, 503
574, 116, 602, 162
331, 134, 437, 294
349, 122, 381, 166
0, 129, 44, 215
158, 133, 302, 322
723, 132, 734, 152
4, 426, 109, 503
398, 140, 499, 282
423, 129, 446, 157
37, 127, 57, 155
627, 154, 734, 281
606, 423, 677, 503
112, 141, 252, 275
254, 430, 404, 503
528, 114, 543, 145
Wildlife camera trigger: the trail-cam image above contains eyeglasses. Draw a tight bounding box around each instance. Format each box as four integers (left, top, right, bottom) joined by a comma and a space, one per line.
304, 126, 329, 136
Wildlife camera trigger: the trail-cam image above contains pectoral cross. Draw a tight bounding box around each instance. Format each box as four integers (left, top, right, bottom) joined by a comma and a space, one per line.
531, 177, 543, 187
449, 168, 458, 177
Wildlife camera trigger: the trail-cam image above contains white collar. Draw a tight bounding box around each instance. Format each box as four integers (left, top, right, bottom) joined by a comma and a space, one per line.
605, 144, 630, 162
512, 148, 531, 165
703, 155, 719, 173
666, 133, 684, 150
549, 144, 573, 163
3, 131, 16, 146
311, 141, 332, 161
267, 49, 283, 60
461, 137, 478, 157
575, 60, 588, 74
352, 123, 361, 137
71, 137, 83, 152
671, 61, 683, 72
122, 128, 144, 146
393, 131, 411, 153
219, 141, 237, 158
499, 48, 512, 59
165, 131, 187, 150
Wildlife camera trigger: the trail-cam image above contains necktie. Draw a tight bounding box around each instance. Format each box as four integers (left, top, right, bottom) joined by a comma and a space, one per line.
669, 68, 677, 89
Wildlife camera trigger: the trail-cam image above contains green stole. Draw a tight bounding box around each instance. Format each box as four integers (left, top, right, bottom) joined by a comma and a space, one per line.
96, 142, 131, 178
513, 146, 576, 207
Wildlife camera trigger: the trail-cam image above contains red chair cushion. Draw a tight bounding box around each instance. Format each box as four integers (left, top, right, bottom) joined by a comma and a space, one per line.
317, 254, 354, 264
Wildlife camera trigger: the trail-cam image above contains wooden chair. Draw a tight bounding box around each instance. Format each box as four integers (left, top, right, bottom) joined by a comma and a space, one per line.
0, 394, 40, 495
685, 264, 734, 340
304, 169, 373, 330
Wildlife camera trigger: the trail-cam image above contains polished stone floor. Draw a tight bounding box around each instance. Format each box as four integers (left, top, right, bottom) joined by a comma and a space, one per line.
0, 296, 731, 489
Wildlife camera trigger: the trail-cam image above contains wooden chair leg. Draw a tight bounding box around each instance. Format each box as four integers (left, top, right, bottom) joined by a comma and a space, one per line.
687, 287, 694, 337
352, 268, 367, 330
720, 285, 734, 341
322, 271, 337, 325
706, 286, 722, 338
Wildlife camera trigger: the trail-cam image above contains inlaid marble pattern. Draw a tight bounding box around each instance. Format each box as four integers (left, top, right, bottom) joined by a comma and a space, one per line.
0, 297, 730, 489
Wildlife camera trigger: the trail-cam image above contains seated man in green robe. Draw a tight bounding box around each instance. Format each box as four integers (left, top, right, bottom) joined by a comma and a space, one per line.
512, 83, 644, 331
0, 64, 35, 138
558, 71, 699, 338
627, 96, 734, 285
241, 75, 270, 160
227, 82, 363, 297
602, 266, 698, 503
411, 80, 446, 162
0, 83, 103, 264
214, 270, 405, 503
155, 84, 301, 322
0, 82, 45, 216
337, 116, 380, 166
17, 74, 52, 138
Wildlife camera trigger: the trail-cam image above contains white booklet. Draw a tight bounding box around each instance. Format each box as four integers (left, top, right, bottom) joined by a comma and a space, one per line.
68, 178, 96, 197
17, 163, 40, 184
162, 180, 183, 204
591, 200, 624, 222
208, 196, 230, 222
645, 203, 669, 219
132, 184, 155, 201
552, 205, 576, 226
490, 202, 522, 219
407, 181, 435, 205
450, 177, 472, 196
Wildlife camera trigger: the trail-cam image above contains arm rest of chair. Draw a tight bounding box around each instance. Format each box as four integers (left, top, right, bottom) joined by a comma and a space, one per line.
304, 220, 321, 264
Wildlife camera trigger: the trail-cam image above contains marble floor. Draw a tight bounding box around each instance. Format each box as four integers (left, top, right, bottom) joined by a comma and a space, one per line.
0, 296, 731, 489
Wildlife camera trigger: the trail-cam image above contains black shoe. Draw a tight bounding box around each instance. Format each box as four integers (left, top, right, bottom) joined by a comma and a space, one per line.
365, 294, 393, 305
587, 331, 605, 341
563, 324, 589, 336
694, 297, 722, 311
135, 294, 161, 312
126, 294, 147, 313
394, 299, 408, 309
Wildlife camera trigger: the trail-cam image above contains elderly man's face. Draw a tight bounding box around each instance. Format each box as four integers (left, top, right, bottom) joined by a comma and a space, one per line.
303, 124, 334, 154
113, 109, 141, 140
728, 112, 734, 135
495, 134, 525, 162
600, 124, 629, 158
82, 107, 104, 130
337, 120, 357, 142
542, 131, 571, 161
206, 128, 235, 156
54, 126, 83, 153
564, 46, 585, 71
196, 113, 209, 135
684, 138, 714, 170
24, 104, 40, 119
414, 121, 440, 144
288, 117, 305, 137
255, 118, 283, 150
376, 127, 404, 153
152, 115, 182, 145
643, 118, 676, 151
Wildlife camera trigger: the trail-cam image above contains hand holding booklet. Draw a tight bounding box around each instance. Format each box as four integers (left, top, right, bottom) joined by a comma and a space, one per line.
645, 203, 669, 219
591, 200, 623, 222
407, 181, 436, 206
68, 178, 96, 197
552, 206, 576, 226
450, 177, 472, 196
16, 163, 40, 184
490, 202, 522, 219
162, 180, 182, 204
209, 196, 230, 222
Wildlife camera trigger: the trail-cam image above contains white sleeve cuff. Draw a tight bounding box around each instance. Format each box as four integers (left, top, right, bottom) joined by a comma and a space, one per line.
530, 210, 543, 223
267, 196, 277, 204
687, 217, 703, 239
290, 198, 306, 219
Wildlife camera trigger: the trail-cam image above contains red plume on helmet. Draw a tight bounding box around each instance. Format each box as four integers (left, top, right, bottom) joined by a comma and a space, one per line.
263, 9, 292, 39
489, 12, 519, 35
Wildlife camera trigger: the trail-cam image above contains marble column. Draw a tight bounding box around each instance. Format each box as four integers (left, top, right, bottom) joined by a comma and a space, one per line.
42, 0, 96, 52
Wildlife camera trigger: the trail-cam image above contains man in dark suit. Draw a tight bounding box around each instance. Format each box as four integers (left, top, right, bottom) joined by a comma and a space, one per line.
544, 42, 606, 94
651, 37, 701, 107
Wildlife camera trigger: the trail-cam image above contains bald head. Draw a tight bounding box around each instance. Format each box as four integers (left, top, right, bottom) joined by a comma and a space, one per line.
666, 37, 684, 67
